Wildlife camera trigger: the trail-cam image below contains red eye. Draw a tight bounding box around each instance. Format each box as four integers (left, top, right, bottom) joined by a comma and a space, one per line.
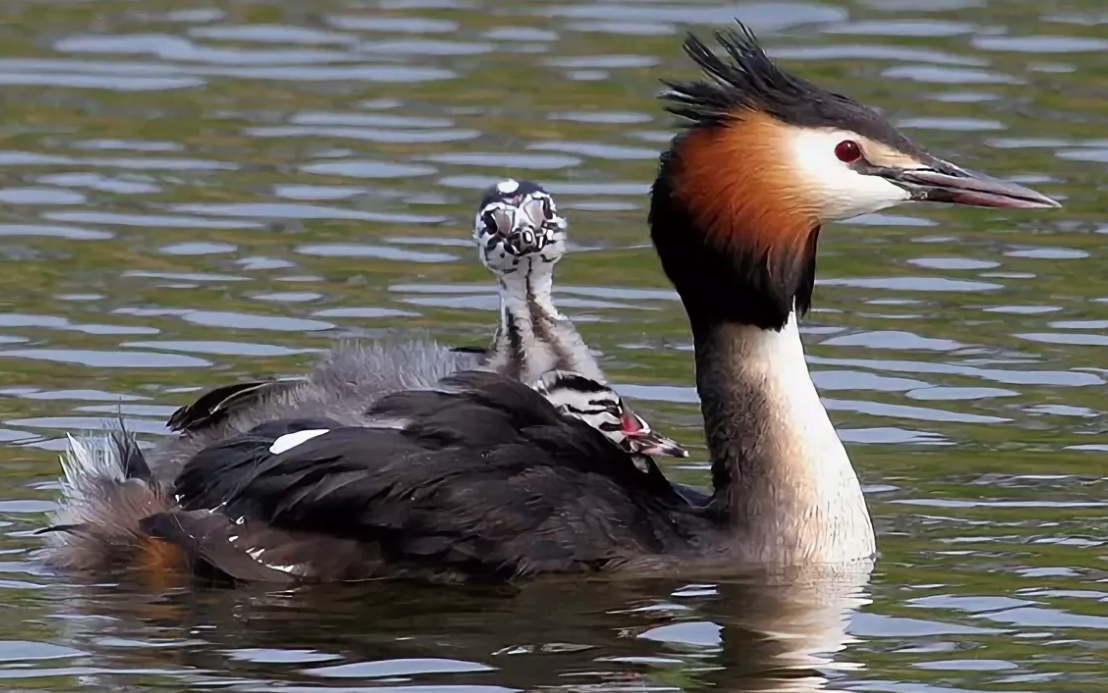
835, 140, 862, 163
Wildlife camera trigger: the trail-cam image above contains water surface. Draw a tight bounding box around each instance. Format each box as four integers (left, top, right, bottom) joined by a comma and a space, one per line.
0, 0, 1106, 691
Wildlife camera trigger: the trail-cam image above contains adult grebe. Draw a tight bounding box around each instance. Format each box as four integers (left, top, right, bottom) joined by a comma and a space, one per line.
39, 22, 1057, 583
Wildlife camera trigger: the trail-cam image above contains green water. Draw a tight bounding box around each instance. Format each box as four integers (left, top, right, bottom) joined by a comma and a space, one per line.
0, 0, 1105, 690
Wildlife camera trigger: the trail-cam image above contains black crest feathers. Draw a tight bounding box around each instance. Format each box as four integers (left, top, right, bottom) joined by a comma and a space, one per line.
660, 21, 918, 153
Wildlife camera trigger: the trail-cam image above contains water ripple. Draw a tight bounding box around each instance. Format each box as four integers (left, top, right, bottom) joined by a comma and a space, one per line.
0, 349, 210, 368
327, 15, 459, 33
247, 125, 479, 143
55, 34, 363, 65
170, 203, 447, 225
0, 4, 1103, 693
297, 244, 458, 263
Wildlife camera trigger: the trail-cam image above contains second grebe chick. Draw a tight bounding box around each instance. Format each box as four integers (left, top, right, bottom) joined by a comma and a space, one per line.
531, 370, 688, 470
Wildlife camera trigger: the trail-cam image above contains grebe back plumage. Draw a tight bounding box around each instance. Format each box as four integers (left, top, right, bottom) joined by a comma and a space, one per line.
41, 370, 687, 581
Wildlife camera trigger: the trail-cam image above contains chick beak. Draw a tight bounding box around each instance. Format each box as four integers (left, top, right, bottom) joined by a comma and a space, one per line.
874, 156, 1060, 210
628, 432, 689, 459
621, 412, 688, 459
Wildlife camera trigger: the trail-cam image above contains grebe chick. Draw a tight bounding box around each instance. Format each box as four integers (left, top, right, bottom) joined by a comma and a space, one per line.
465, 179, 606, 384
160, 178, 693, 483
41, 21, 1058, 582
163, 180, 568, 441
471, 185, 702, 496
154, 181, 600, 479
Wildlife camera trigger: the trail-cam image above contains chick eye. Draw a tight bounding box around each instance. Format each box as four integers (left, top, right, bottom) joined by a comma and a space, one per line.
834, 140, 862, 163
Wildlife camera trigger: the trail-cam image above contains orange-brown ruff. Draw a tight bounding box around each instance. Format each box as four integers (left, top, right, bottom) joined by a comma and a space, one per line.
672, 112, 821, 264
38, 21, 1058, 585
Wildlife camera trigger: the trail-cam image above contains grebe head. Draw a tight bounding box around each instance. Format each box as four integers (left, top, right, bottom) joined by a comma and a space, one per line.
474, 179, 567, 277
531, 370, 688, 463
651, 22, 1059, 330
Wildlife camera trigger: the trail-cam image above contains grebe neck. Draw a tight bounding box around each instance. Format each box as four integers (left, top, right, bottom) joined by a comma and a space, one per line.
485, 264, 605, 383
695, 311, 875, 563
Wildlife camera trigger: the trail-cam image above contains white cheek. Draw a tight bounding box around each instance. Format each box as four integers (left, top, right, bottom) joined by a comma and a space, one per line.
789, 129, 910, 220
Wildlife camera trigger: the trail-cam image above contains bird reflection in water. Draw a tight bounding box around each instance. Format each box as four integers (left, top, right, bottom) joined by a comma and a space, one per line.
46, 561, 872, 692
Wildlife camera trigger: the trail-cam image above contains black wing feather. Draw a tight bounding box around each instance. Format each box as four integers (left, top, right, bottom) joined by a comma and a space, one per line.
449, 345, 488, 356
167, 380, 302, 433
171, 370, 705, 582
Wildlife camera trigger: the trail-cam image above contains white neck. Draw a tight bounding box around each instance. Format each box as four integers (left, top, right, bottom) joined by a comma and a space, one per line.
485, 263, 605, 383
502, 265, 561, 321
697, 311, 875, 564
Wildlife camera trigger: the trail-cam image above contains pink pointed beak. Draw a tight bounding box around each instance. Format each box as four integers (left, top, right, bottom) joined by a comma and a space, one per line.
621, 412, 688, 459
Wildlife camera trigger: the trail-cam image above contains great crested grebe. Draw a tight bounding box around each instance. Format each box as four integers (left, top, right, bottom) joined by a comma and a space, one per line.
152, 179, 682, 479
40, 22, 1057, 583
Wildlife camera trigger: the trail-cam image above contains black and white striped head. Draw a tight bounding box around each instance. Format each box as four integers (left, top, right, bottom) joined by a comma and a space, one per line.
531, 370, 688, 469
474, 179, 567, 276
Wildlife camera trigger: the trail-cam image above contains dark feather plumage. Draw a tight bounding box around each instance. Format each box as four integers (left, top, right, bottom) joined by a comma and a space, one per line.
167, 380, 302, 434
449, 345, 490, 356
167, 370, 710, 583
112, 424, 152, 482
138, 511, 298, 584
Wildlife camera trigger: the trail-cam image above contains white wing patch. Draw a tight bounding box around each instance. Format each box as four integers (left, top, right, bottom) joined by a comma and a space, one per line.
269, 429, 329, 455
